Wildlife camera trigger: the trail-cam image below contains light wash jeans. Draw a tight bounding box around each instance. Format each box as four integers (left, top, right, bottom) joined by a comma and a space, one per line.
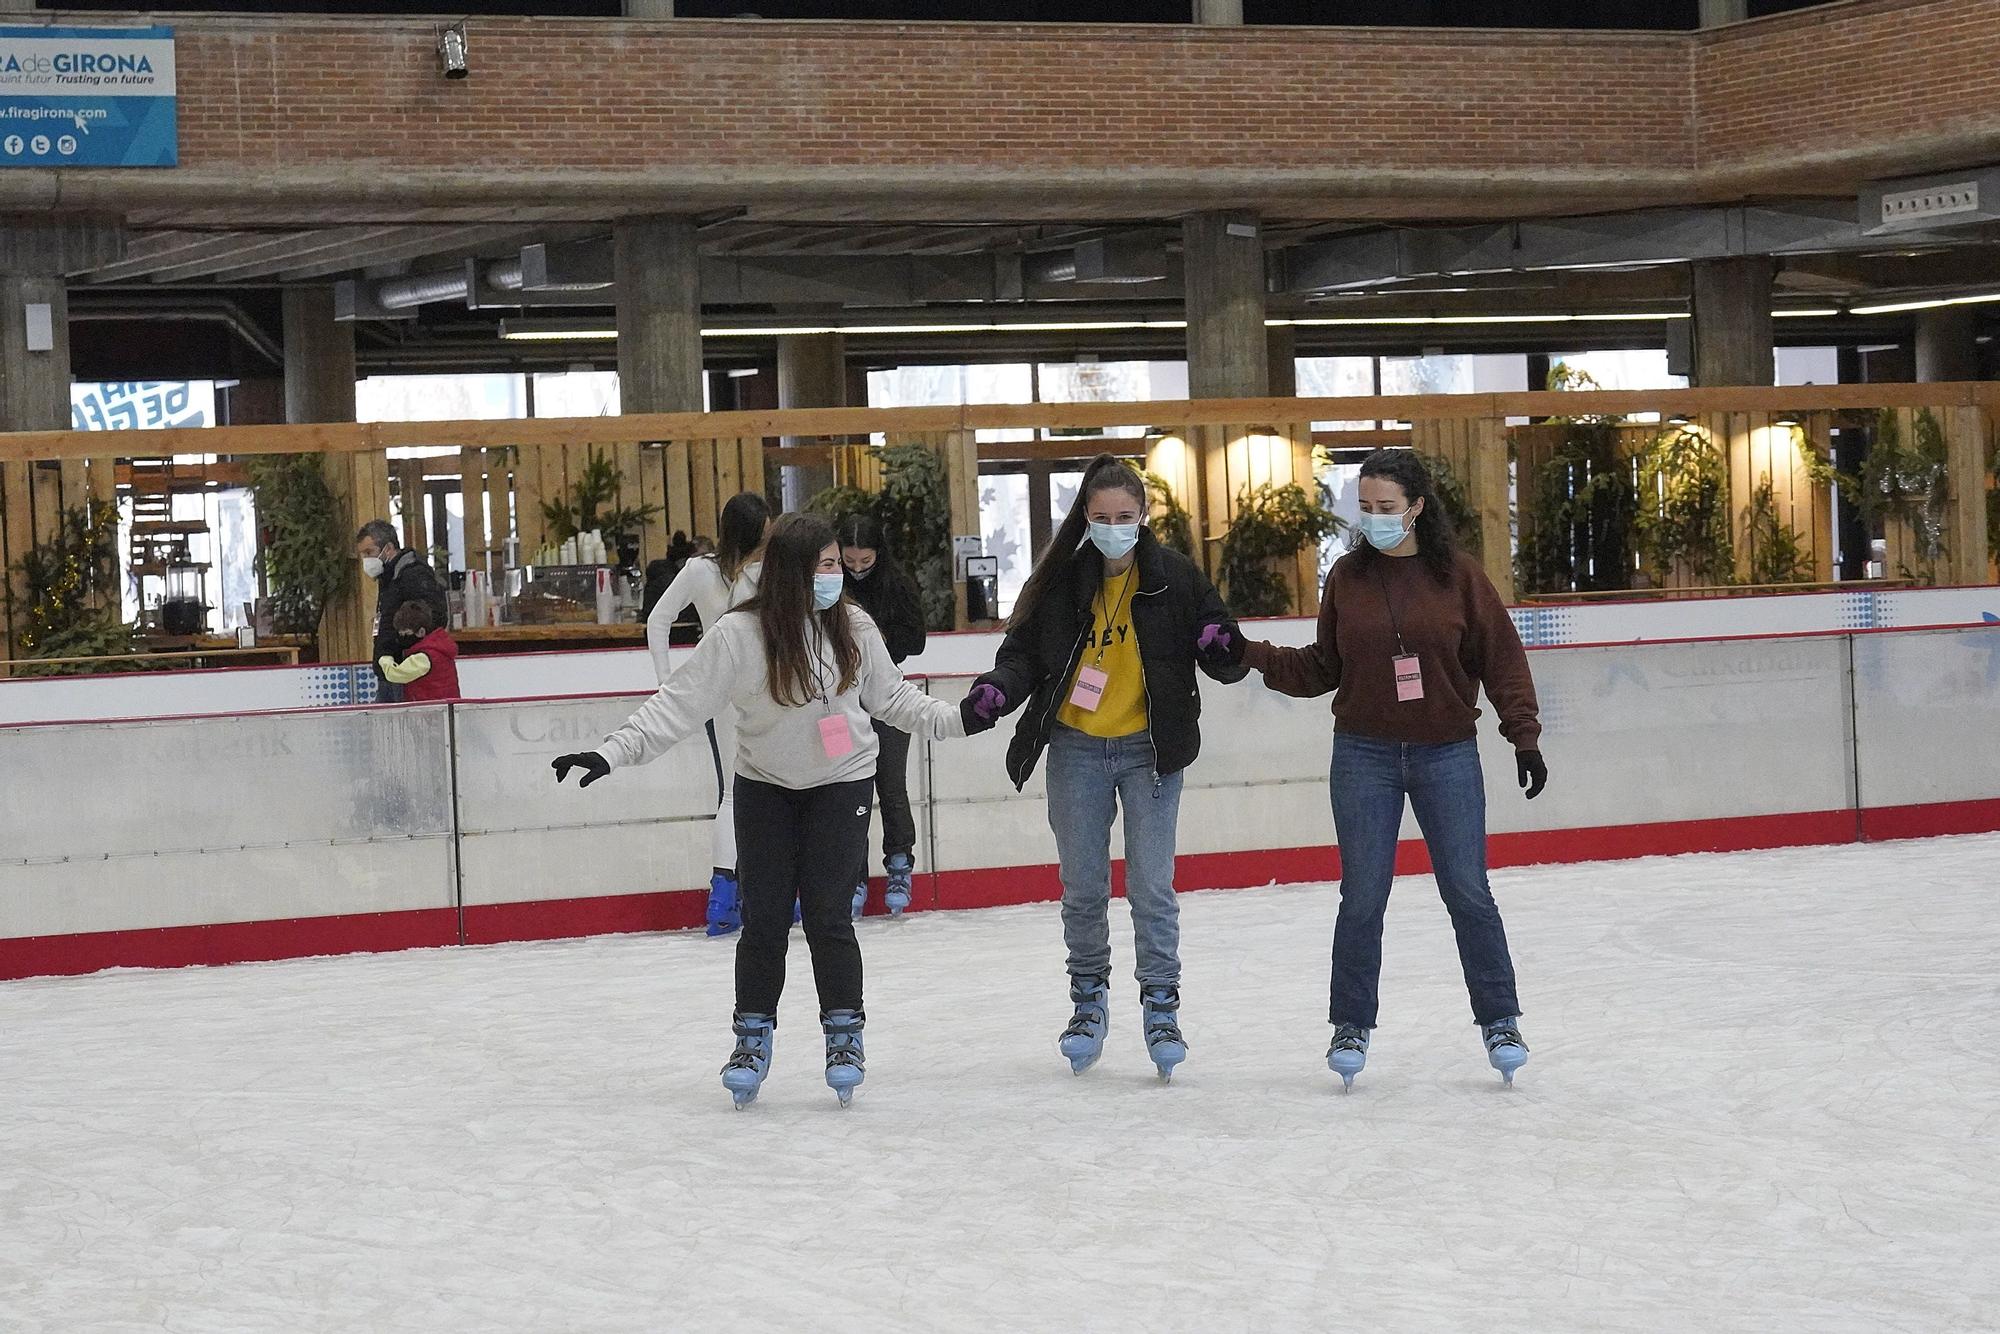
1044, 724, 1185, 986
1328, 732, 1521, 1028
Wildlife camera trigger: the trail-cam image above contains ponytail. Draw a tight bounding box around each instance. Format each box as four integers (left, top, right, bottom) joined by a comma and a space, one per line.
1009, 453, 1147, 629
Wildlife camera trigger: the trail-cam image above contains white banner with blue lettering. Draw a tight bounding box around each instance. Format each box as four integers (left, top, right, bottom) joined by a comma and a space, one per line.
0, 25, 175, 168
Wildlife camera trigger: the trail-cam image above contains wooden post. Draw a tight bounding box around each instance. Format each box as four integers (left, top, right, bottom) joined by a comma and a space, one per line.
637, 443, 667, 568
939, 429, 979, 628
664, 439, 693, 540
459, 447, 487, 582
0, 461, 27, 658
513, 444, 545, 561
397, 458, 429, 560
1465, 416, 1513, 602
1943, 405, 1992, 585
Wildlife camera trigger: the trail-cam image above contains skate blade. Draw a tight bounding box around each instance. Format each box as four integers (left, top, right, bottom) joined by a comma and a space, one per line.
835, 1089, 854, 1107
730, 1090, 758, 1109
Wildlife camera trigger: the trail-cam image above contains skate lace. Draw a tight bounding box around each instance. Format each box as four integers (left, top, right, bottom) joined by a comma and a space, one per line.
1141, 989, 1181, 1045
1145, 1017, 1184, 1046
825, 1035, 864, 1069
1061, 1010, 1104, 1040
1483, 1024, 1525, 1053
1330, 1026, 1368, 1053
722, 1042, 767, 1073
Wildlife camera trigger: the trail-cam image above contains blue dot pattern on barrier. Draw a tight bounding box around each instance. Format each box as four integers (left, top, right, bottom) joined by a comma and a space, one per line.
1838, 590, 1883, 631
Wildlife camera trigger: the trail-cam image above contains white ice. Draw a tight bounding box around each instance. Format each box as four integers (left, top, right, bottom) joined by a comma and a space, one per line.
4, 835, 1999, 1334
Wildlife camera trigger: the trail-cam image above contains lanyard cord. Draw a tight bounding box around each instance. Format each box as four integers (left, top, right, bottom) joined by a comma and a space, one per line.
807, 616, 836, 712
1374, 562, 1409, 657
1090, 565, 1138, 668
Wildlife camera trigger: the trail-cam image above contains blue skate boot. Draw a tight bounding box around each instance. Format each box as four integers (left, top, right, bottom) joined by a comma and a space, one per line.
1058, 974, 1110, 1075
1327, 1022, 1370, 1092
1482, 1016, 1529, 1086
884, 853, 915, 916
720, 1011, 775, 1109
822, 1009, 866, 1107
850, 880, 867, 921
704, 871, 740, 938
1140, 985, 1187, 1082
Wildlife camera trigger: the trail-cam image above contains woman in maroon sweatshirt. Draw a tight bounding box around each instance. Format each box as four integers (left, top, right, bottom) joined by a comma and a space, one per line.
1205, 450, 1546, 1090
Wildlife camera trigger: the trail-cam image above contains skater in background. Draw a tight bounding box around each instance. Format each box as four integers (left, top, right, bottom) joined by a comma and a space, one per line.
837, 514, 928, 919
644, 491, 771, 938
553, 513, 993, 1109
376, 600, 461, 702
356, 519, 448, 704
1208, 449, 1545, 1089
965, 454, 1245, 1082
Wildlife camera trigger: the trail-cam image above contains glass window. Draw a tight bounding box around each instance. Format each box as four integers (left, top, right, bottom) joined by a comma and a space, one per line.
1776, 346, 1839, 386
1036, 360, 1188, 438
978, 472, 1032, 618
1296, 356, 1376, 430
532, 370, 622, 417
357, 373, 525, 424
866, 363, 1033, 442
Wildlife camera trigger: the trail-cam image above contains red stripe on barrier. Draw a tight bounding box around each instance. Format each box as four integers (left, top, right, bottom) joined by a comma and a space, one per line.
0, 908, 460, 983
462, 890, 707, 945
1859, 798, 2000, 842
6, 803, 1997, 982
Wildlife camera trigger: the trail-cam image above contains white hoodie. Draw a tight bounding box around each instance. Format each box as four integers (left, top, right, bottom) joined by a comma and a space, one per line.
598, 602, 964, 790
644, 556, 761, 685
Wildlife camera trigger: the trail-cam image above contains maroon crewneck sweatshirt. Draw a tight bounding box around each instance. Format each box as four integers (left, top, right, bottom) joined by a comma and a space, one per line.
1243, 548, 1542, 751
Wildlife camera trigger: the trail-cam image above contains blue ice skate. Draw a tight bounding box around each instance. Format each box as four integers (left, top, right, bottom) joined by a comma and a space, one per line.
822, 1009, 866, 1107
1482, 1016, 1529, 1086
705, 872, 741, 938
851, 880, 867, 921
884, 853, 914, 916
721, 1011, 775, 1109
1327, 1023, 1370, 1092
1140, 985, 1187, 1082
1058, 974, 1109, 1075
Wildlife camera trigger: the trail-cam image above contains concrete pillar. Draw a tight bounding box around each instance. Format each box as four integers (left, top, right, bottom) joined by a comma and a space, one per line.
1915, 307, 1980, 383
622, 0, 674, 15
1265, 324, 1296, 398
1183, 211, 1269, 399
1689, 256, 1774, 387
778, 331, 845, 509
613, 216, 703, 415
1699, 0, 1748, 25
282, 287, 355, 424
1194, 0, 1244, 23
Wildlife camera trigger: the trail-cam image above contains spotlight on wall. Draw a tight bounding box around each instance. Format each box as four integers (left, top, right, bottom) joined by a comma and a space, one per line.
437, 23, 469, 80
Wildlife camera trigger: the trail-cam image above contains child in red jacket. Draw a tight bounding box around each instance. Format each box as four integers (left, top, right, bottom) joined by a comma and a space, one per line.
379, 600, 461, 702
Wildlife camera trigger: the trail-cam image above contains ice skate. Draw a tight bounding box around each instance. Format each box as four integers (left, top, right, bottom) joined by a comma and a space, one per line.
822, 1009, 866, 1107
704, 871, 740, 938
720, 1011, 775, 1109
850, 880, 867, 921
1140, 985, 1187, 1082
1482, 1016, 1529, 1086
1058, 974, 1110, 1074
1327, 1023, 1370, 1092
884, 853, 914, 916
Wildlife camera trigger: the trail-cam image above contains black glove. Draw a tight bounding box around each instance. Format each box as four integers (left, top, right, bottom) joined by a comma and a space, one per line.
1196, 620, 1246, 669
1516, 750, 1547, 801
552, 752, 611, 788
960, 681, 1007, 736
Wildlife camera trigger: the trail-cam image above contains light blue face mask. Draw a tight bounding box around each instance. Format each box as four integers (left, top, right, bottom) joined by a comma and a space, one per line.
812, 571, 845, 610
1358, 510, 1415, 553
1088, 521, 1141, 560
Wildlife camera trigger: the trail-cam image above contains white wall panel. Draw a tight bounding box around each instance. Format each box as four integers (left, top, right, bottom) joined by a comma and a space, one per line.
1852, 627, 2000, 810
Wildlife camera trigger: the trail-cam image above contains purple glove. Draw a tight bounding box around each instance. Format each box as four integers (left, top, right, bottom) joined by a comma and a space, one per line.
1197, 621, 1244, 667
969, 683, 1007, 722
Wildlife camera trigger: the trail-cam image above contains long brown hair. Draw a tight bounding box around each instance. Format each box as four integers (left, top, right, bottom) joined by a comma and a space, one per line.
734, 512, 861, 707
1008, 453, 1147, 629
716, 491, 771, 582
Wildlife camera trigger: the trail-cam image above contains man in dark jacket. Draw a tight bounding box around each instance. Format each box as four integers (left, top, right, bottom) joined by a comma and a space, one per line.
356, 519, 449, 703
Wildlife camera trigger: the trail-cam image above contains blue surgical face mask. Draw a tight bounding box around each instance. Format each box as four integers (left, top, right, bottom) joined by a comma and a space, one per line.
1358, 510, 1415, 553
812, 571, 845, 610
1087, 521, 1141, 560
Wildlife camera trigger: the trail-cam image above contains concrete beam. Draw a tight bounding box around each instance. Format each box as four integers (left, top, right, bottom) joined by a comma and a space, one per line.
1699, 0, 1747, 26
1183, 211, 1268, 399
1915, 308, 1980, 383
1194, 0, 1243, 24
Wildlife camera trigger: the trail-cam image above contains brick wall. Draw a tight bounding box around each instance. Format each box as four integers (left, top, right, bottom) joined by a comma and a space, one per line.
1696, 0, 2000, 173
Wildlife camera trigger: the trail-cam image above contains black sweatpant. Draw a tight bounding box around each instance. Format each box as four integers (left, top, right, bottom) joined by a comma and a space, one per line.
871, 720, 917, 862
733, 774, 876, 1016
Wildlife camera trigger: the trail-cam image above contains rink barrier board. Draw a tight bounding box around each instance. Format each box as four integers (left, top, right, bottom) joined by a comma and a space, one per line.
1, 584, 1995, 727
0, 804, 1944, 981
2, 624, 1997, 981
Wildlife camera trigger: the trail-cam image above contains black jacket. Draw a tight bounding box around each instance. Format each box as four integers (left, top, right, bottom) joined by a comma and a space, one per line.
373, 549, 450, 676
845, 560, 928, 664
975, 529, 1244, 789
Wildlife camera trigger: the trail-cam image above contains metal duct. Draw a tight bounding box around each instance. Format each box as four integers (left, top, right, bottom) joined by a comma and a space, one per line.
68, 295, 283, 366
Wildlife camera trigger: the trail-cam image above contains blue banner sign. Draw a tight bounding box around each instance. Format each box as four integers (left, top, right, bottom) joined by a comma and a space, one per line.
0, 25, 175, 168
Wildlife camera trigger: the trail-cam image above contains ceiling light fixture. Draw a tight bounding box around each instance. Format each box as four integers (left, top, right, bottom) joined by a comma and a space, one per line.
1847, 291, 2000, 315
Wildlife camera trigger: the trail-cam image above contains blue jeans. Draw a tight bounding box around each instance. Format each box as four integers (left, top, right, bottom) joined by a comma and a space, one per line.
1328, 732, 1520, 1028
1044, 725, 1185, 986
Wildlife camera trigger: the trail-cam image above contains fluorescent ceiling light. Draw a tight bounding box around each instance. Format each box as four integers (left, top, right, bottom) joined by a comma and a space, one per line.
1848, 291, 2000, 315
1772, 308, 1842, 318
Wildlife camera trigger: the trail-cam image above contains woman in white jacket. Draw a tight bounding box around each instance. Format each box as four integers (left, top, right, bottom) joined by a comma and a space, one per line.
645, 491, 768, 937
554, 513, 993, 1109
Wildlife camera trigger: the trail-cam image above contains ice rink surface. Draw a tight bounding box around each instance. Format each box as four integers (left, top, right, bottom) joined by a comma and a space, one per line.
3, 834, 1998, 1334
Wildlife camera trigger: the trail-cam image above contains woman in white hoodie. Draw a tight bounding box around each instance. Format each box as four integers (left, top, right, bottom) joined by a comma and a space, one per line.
554, 513, 991, 1109
644, 491, 769, 937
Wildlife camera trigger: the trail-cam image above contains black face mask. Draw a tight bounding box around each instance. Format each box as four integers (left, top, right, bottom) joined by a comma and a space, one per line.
848, 564, 877, 582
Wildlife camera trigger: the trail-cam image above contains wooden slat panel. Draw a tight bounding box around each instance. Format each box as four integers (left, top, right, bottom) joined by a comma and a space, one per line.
940, 429, 980, 628
397, 458, 428, 559
31, 458, 60, 547
513, 443, 545, 561
689, 438, 719, 542
0, 462, 28, 661
1943, 406, 1991, 586
486, 445, 511, 568
714, 432, 743, 508
1466, 416, 1513, 602
460, 447, 487, 581
664, 439, 693, 541
638, 444, 667, 567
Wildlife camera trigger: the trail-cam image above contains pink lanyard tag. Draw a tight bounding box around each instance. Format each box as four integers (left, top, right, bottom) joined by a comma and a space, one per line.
1068, 664, 1109, 712
818, 713, 855, 759
1392, 654, 1425, 702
